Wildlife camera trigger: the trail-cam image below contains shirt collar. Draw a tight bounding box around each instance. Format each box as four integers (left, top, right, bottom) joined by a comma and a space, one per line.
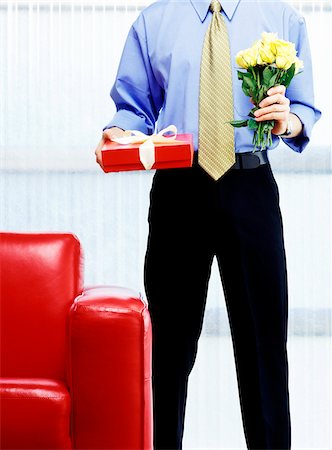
190, 0, 240, 22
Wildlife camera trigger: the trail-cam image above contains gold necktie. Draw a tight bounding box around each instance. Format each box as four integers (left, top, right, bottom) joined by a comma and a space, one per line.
199, 0, 235, 180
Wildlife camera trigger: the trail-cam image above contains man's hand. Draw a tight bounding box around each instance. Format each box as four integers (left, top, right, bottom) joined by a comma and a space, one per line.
95, 127, 127, 169
253, 85, 303, 138
253, 85, 290, 135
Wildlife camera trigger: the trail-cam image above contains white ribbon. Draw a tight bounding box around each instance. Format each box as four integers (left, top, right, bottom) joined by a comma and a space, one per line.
111, 125, 178, 170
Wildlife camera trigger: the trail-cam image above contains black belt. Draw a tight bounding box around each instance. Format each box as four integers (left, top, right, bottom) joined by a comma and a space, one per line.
194, 150, 269, 169
232, 150, 269, 169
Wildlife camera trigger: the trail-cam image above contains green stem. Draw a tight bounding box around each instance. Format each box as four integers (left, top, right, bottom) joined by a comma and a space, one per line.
275, 69, 285, 86
257, 68, 261, 89
251, 66, 257, 82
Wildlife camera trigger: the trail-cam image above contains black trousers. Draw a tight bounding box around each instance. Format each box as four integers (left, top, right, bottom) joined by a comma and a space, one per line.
144, 157, 291, 450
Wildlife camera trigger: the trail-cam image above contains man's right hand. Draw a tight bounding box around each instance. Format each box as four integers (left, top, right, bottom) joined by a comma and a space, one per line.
95, 127, 127, 169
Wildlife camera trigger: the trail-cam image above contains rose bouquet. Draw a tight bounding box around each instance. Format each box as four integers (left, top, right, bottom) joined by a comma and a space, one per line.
230, 32, 303, 150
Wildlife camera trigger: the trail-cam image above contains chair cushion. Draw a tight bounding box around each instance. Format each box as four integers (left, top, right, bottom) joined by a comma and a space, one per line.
0, 233, 83, 381
0, 378, 72, 449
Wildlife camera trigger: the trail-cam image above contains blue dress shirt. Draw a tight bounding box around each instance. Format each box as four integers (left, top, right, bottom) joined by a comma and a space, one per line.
105, 0, 321, 153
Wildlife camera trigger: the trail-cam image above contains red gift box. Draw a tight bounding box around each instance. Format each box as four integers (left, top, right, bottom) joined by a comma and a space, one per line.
101, 133, 194, 173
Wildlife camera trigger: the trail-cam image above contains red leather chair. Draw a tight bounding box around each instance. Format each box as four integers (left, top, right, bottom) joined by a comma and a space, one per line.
0, 232, 153, 449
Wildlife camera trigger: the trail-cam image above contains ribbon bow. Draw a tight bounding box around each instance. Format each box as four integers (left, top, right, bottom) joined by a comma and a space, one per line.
112, 125, 178, 170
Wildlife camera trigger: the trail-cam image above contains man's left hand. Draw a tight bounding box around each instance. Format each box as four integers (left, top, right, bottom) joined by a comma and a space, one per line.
254, 85, 290, 135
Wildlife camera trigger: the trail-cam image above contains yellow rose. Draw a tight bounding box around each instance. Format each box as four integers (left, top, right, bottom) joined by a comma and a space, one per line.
248, 33, 278, 66
275, 55, 293, 70
235, 51, 247, 68
271, 39, 297, 69
236, 47, 258, 68
257, 43, 276, 65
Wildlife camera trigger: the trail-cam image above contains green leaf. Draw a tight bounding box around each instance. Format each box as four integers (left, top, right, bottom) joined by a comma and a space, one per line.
242, 71, 254, 80
283, 63, 296, 88
257, 86, 266, 104
249, 106, 259, 118
248, 118, 258, 130
288, 63, 296, 77
229, 119, 248, 128
243, 78, 258, 100
237, 70, 246, 80
242, 73, 257, 92
237, 70, 259, 99
268, 73, 279, 88
242, 84, 250, 96
262, 66, 274, 86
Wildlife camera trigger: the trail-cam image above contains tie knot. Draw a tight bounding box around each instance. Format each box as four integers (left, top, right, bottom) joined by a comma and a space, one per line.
210, 0, 221, 13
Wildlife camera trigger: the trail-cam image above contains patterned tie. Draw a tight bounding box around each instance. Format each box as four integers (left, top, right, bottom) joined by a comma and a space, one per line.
198, 0, 235, 180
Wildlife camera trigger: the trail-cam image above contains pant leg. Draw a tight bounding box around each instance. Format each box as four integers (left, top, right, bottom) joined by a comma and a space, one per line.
215, 163, 291, 450
144, 166, 215, 450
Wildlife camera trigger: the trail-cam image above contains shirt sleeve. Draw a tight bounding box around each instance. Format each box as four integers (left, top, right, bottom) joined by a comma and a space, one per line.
103, 15, 164, 135
282, 13, 321, 153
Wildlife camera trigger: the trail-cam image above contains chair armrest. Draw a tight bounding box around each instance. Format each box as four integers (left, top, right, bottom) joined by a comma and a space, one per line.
67, 286, 152, 450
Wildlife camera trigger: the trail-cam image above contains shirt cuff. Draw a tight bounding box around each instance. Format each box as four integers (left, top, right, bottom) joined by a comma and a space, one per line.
103, 109, 152, 134
282, 104, 319, 153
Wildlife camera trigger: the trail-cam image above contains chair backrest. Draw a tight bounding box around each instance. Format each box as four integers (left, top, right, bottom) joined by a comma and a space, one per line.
0, 232, 83, 382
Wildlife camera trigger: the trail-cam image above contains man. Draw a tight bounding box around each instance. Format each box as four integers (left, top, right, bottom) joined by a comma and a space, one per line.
95, 1, 321, 449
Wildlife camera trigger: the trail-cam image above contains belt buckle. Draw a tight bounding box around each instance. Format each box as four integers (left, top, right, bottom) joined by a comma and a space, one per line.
250, 153, 261, 169
242, 152, 261, 169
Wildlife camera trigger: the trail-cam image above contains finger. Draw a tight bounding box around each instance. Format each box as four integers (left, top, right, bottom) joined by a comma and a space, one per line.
103, 127, 127, 141
267, 85, 286, 96
95, 150, 104, 168
255, 103, 290, 118
255, 111, 289, 122
94, 129, 118, 156
94, 138, 105, 155
102, 130, 113, 141
259, 93, 290, 108
95, 147, 101, 162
